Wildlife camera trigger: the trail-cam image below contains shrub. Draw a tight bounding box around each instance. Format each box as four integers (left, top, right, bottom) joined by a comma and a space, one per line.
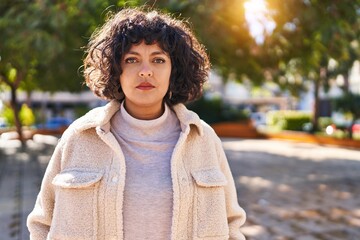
187, 97, 249, 124
74, 105, 91, 118
19, 104, 36, 126
318, 117, 333, 130
267, 110, 312, 131
1, 103, 36, 127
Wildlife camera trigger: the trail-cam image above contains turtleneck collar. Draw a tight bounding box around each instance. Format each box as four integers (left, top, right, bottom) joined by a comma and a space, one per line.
110, 102, 180, 142
121, 102, 169, 130
72, 100, 204, 137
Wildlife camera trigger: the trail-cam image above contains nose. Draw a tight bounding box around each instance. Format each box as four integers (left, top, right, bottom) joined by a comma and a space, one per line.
139, 64, 153, 77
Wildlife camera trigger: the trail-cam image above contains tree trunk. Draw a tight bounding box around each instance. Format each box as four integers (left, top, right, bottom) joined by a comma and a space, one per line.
10, 86, 24, 144
312, 78, 320, 132
348, 120, 354, 139
312, 67, 327, 133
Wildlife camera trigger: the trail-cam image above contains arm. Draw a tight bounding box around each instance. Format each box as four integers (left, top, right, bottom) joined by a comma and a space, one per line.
27, 140, 63, 240
216, 139, 247, 240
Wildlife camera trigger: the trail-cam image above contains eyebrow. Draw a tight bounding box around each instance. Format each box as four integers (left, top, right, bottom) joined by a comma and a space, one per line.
125, 50, 168, 56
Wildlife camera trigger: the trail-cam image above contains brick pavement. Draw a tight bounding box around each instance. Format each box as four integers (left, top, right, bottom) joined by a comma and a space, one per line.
223, 139, 360, 240
0, 136, 57, 240
0, 136, 359, 240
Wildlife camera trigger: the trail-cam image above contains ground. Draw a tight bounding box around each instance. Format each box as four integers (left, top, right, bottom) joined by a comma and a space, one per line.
0, 136, 359, 240
224, 139, 360, 240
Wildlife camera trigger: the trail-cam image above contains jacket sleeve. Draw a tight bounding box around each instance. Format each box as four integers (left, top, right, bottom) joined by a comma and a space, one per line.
216, 138, 247, 240
27, 139, 63, 240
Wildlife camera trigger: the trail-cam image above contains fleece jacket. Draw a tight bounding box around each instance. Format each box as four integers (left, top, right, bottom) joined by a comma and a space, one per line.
27, 100, 247, 240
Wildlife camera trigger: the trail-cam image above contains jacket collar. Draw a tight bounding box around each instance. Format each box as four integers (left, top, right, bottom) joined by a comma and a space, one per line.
172, 103, 204, 136
72, 100, 203, 136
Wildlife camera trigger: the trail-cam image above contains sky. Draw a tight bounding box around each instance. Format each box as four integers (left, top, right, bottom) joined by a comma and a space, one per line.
244, 0, 276, 44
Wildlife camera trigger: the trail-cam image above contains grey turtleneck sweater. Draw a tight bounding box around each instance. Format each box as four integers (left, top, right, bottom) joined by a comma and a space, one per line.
110, 102, 181, 240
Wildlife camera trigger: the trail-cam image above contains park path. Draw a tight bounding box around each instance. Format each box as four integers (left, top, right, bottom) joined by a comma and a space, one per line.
224, 139, 360, 240
0, 136, 57, 240
0, 136, 359, 240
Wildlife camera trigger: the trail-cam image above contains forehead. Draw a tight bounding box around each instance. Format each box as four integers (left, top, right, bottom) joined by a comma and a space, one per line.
126, 42, 168, 55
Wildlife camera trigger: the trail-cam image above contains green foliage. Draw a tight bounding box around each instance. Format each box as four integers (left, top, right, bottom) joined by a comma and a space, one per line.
187, 97, 249, 124
1, 0, 359, 93
19, 104, 36, 126
264, 0, 360, 130
318, 117, 333, 130
332, 93, 360, 120
266, 0, 360, 98
187, 97, 222, 124
0, 0, 142, 140
145, 0, 360, 101
0, 0, 142, 93
1, 104, 35, 127
74, 105, 91, 118
1, 106, 14, 126
267, 0, 360, 74
142, 0, 261, 83
267, 111, 312, 131
1, 0, 359, 136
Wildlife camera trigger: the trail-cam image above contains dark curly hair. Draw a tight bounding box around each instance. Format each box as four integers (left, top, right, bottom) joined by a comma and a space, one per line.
83, 8, 210, 106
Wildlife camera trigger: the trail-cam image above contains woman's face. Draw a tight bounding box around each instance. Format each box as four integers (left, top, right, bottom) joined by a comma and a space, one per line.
120, 42, 171, 119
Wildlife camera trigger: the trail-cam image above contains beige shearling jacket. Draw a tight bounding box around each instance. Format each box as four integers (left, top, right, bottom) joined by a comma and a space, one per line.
27, 100, 246, 240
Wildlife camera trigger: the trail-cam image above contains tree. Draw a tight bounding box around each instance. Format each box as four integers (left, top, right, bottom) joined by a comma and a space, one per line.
264, 0, 360, 131
142, 0, 263, 83
0, 0, 139, 143
0, 0, 64, 142
145, 0, 360, 132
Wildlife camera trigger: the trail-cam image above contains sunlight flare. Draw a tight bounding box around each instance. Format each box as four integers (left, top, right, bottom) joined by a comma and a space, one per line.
244, 0, 276, 44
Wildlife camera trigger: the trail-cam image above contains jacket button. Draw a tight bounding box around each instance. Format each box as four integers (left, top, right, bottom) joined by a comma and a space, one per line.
112, 176, 118, 183
181, 177, 187, 184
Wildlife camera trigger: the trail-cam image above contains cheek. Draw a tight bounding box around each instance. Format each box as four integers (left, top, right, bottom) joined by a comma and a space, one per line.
162, 73, 171, 89
119, 75, 123, 86
119, 68, 132, 83
119, 76, 128, 91
164, 65, 172, 84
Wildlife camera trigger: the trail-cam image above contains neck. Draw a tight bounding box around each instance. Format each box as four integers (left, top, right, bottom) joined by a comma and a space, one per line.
123, 101, 165, 120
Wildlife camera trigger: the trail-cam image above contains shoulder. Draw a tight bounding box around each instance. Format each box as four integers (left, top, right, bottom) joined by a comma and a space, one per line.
200, 120, 218, 138
71, 104, 110, 128
173, 104, 220, 142
57, 105, 110, 145
64, 100, 120, 135
199, 119, 223, 147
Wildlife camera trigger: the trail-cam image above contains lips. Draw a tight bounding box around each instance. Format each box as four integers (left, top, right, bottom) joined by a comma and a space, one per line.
136, 82, 155, 90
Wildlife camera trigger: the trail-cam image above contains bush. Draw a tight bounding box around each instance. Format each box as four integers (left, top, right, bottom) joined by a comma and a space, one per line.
267, 110, 312, 131
318, 117, 333, 130
187, 97, 249, 124
1, 103, 36, 127
20, 104, 36, 126
74, 105, 91, 118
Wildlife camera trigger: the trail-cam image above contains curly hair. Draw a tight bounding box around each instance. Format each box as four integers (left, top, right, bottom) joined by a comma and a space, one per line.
83, 8, 210, 106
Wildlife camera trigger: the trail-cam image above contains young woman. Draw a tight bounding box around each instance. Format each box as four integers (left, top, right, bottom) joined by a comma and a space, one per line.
27, 8, 246, 240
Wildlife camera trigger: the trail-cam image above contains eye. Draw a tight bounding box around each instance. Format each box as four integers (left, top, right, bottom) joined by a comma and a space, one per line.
153, 58, 166, 64
124, 57, 138, 64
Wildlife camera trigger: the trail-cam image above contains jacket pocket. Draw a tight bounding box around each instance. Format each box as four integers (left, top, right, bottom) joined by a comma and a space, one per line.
192, 168, 229, 238
49, 168, 104, 240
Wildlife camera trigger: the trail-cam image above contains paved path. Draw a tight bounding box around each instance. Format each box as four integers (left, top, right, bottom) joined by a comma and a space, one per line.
0, 136, 58, 240
0, 136, 359, 240
223, 139, 360, 240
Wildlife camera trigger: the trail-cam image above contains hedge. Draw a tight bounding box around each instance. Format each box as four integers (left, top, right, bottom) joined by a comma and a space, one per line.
187, 97, 249, 124
267, 110, 312, 131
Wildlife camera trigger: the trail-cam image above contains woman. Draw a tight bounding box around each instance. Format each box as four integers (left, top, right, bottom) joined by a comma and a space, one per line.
27, 8, 246, 240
